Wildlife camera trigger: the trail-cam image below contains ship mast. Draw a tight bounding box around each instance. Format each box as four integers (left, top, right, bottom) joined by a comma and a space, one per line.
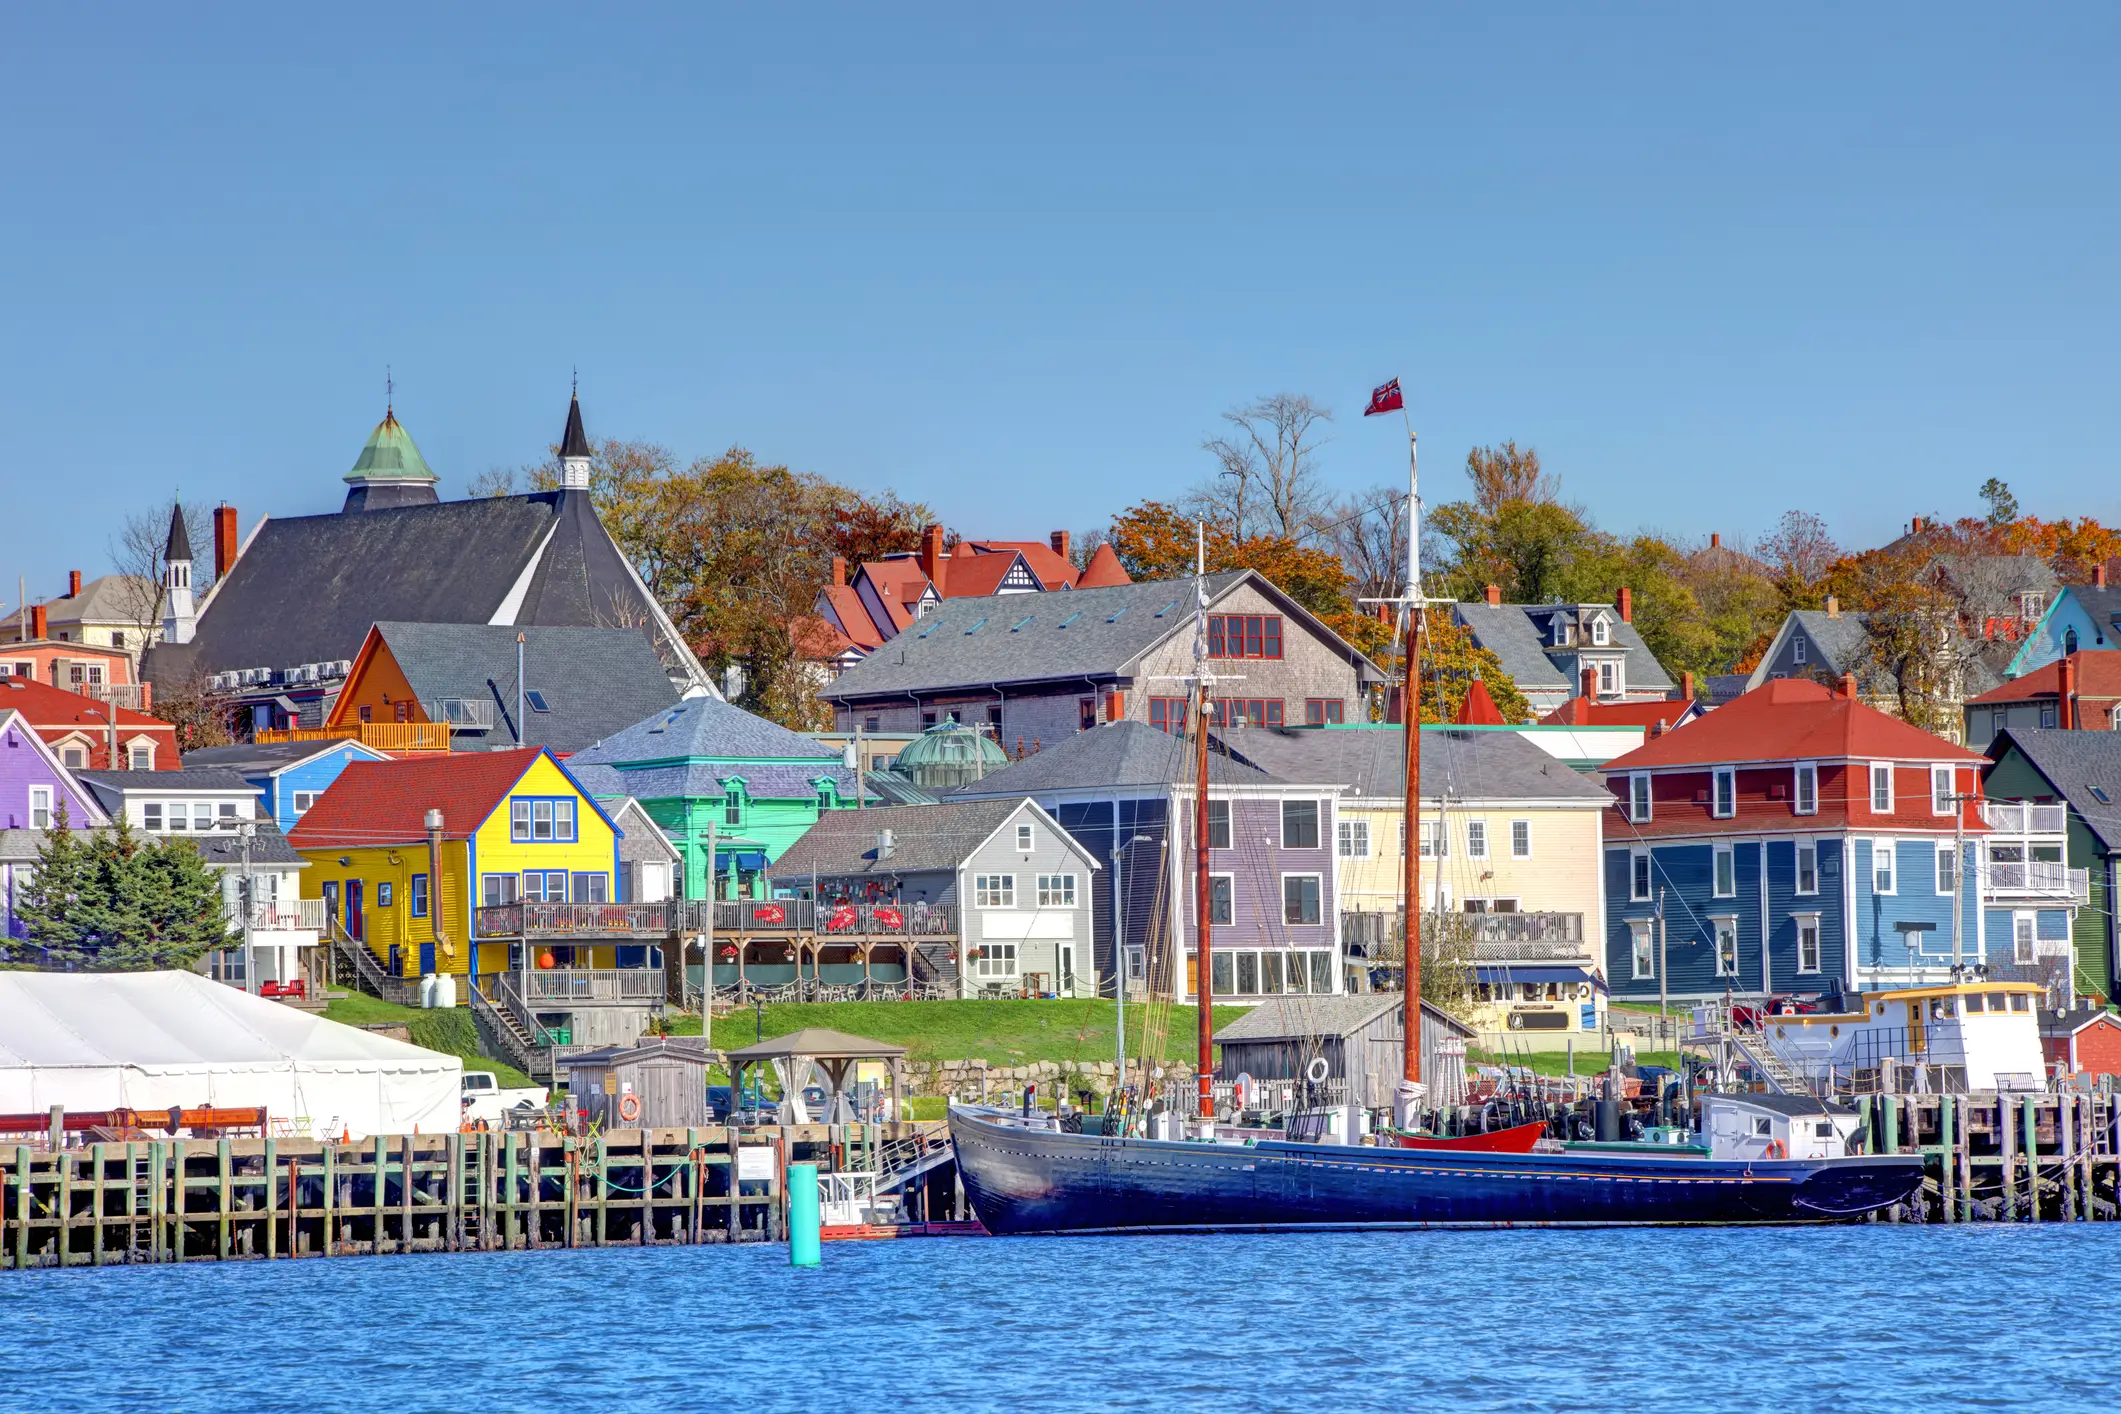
1397, 418, 1425, 1112
1193, 524, 1217, 1125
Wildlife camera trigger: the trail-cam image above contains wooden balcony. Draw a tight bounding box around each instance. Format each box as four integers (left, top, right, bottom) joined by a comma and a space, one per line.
254, 722, 452, 753
681, 899, 959, 939
514, 968, 666, 1004
474, 902, 673, 939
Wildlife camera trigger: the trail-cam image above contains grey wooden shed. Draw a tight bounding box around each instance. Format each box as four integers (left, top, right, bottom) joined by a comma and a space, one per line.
565, 1037, 713, 1129
1213, 996, 1475, 1111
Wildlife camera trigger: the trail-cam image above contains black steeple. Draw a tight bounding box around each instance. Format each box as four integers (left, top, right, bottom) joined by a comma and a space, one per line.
560, 388, 591, 461
164, 503, 192, 562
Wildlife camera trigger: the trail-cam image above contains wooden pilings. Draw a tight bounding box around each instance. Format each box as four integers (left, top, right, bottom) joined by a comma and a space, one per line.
1866, 1090, 2121, 1224
1, 1123, 902, 1270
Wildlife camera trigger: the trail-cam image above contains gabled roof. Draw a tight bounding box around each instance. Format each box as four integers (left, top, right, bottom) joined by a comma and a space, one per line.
0, 709, 109, 826
722, 1027, 907, 1061
0, 677, 174, 734
354, 622, 681, 754
825, 571, 1380, 701
1745, 609, 1873, 690
1451, 601, 1674, 694
184, 817, 307, 868
1539, 696, 1701, 730
1968, 651, 2121, 705
1213, 995, 1474, 1043
1985, 728, 2121, 855
767, 798, 1090, 879
179, 738, 393, 777
77, 767, 254, 794
566, 696, 858, 800
1220, 725, 1614, 803
143, 490, 707, 693
945, 719, 1282, 797
930, 549, 1034, 598
2039, 1006, 2121, 1038
27, 573, 154, 626
958, 541, 1079, 590
1607, 678, 1983, 771
817, 584, 884, 649
288, 747, 559, 846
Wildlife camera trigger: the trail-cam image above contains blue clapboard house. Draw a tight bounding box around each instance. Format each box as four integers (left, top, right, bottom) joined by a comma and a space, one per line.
179, 738, 393, 833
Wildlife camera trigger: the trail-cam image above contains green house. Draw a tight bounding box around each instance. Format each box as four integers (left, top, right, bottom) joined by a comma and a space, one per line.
1983, 728, 2121, 1005
565, 699, 861, 899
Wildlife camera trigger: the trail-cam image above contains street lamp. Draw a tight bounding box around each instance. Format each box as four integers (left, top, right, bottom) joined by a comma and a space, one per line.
1110, 832, 1161, 1096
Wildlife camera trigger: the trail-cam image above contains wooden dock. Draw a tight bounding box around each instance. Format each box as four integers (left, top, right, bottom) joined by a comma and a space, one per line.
1857, 1091, 2121, 1223
2, 1122, 953, 1270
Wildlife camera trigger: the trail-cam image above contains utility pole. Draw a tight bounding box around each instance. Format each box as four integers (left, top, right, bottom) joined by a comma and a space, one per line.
1657, 888, 1669, 1053
238, 818, 256, 995
1952, 784, 1968, 975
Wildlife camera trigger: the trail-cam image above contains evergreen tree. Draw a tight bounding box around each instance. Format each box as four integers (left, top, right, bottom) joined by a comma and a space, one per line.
14, 801, 92, 967
13, 809, 235, 971
133, 832, 238, 971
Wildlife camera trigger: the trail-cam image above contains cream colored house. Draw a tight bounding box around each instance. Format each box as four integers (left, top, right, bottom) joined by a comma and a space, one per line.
1227, 724, 1612, 1046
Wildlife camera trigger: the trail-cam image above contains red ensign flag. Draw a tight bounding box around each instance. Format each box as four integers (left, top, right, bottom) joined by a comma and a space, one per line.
1364, 378, 1404, 417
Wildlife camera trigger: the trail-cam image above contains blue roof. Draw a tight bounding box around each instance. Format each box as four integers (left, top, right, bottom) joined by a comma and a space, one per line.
569, 698, 858, 803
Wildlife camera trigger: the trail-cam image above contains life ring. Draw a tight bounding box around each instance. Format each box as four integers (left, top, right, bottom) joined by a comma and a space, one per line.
617, 1093, 642, 1124
1305, 1056, 1330, 1085
1764, 1138, 1787, 1160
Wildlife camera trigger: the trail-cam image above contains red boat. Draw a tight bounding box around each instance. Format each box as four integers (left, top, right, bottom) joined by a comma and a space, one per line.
1390, 1120, 1546, 1154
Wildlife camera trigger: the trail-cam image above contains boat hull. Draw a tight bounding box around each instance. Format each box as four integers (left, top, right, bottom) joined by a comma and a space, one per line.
949, 1108, 1924, 1234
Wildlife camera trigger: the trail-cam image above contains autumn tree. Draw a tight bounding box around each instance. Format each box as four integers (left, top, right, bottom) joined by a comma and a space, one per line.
1416, 616, 1532, 724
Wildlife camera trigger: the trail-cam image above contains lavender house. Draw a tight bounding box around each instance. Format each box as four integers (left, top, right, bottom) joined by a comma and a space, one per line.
1, 707, 108, 943
948, 721, 1343, 1003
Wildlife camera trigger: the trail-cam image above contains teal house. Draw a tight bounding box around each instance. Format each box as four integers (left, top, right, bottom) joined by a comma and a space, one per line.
564, 698, 861, 899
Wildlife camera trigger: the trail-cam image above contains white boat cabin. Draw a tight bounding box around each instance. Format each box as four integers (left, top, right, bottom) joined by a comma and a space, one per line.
1700, 1094, 1859, 1162
1755, 983, 2047, 1092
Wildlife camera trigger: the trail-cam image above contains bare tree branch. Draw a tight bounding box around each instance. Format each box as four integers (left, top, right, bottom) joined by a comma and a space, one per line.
1193, 394, 1334, 543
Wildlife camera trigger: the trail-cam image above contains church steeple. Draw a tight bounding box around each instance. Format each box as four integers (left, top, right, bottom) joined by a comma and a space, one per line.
342, 399, 440, 513
559, 379, 592, 490
162, 503, 196, 645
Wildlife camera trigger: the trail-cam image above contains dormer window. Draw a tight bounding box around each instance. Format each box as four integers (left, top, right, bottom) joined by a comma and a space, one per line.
1628, 773, 1652, 823
2020, 592, 2044, 620
1551, 615, 1574, 647
1712, 768, 1736, 818
1591, 616, 1610, 647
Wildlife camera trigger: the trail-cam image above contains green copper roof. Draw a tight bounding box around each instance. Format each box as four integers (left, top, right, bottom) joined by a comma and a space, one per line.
345, 409, 437, 485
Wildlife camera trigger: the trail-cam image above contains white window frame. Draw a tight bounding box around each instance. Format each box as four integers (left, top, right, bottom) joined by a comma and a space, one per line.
1793, 635, 1807, 665
1281, 872, 1323, 927
1418, 819, 1450, 859
1465, 820, 1488, 860
975, 942, 1020, 979
2040, 703, 2058, 730
973, 874, 1017, 909
1713, 843, 1737, 899
1016, 823, 1034, 852
1592, 616, 1611, 647
291, 791, 316, 816
1931, 765, 1954, 817
1936, 842, 1957, 898
1795, 841, 1818, 896
1712, 768, 1736, 819
1035, 873, 1076, 908
1335, 818, 1370, 859
1206, 872, 1235, 926
29, 785, 53, 830
1871, 839, 1897, 895
1598, 661, 1619, 695
1628, 774, 1652, 823
1712, 916, 1739, 976
1510, 820, 1532, 859
1870, 762, 1893, 814
1629, 919, 1654, 979
1793, 763, 1816, 816
1795, 914, 1822, 974
1280, 799, 1322, 850
1629, 849, 1652, 902
2013, 912, 2035, 965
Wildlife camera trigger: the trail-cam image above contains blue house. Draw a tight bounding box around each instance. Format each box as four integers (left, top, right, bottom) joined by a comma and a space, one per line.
2005, 579, 2121, 679
1600, 678, 1992, 1001
180, 738, 392, 832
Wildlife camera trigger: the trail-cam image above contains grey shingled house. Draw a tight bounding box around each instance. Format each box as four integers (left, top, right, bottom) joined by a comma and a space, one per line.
145, 391, 712, 734
821, 570, 1385, 749
767, 798, 1099, 999
1450, 590, 1677, 717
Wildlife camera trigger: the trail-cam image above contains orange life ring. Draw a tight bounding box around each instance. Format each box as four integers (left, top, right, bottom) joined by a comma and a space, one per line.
617, 1093, 642, 1124
1765, 1138, 1787, 1159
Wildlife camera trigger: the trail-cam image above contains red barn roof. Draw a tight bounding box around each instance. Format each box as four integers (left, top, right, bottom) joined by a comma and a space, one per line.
1539, 696, 1698, 729
1968, 651, 2121, 705
289, 747, 550, 847
1606, 678, 1982, 771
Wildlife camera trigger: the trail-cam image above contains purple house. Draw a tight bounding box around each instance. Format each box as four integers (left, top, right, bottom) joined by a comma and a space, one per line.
948, 721, 1344, 1003
1, 707, 108, 942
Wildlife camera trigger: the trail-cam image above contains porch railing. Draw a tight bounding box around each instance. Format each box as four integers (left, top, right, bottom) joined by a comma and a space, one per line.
240, 897, 326, 932
512, 967, 666, 1003
1983, 860, 2091, 903
681, 899, 958, 937
1983, 801, 2067, 834
474, 901, 674, 937
255, 722, 451, 752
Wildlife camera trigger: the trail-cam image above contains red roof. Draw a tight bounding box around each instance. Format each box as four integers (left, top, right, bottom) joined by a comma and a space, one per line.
1539, 696, 1698, 729
817, 584, 883, 649
1968, 651, 2121, 705
288, 748, 548, 847
933, 551, 1024, 598
961, 541, 1080, 590
1455, 677, 1506, 725
1076, 542, 1131, 588
1605, 678, 1982, 770
0, 676, 171, 733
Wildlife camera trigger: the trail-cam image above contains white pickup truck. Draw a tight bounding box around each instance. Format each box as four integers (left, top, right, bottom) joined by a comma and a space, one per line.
461, 1070, 548, 1126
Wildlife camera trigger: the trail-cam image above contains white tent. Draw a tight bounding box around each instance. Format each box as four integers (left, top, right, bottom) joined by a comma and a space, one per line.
0, 972, 461, 1140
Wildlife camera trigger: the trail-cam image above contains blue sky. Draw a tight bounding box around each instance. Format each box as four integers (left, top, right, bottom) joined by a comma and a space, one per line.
2, 5, 2115, 607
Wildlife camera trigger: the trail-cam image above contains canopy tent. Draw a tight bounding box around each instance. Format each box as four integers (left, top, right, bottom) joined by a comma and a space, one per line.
1473, 965, 1607, 992
0, 972, 461, 1140
722, 1027, 907, 1124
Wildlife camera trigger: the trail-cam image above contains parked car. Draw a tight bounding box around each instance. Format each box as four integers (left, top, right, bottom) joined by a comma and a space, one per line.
461, 1070, 548, 1126
706, 1086, 778, 1125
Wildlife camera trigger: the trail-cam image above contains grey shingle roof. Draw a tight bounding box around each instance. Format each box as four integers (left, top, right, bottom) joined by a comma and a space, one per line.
184, 818, 307, 867
1212, 995, 1474, 1043
1220, 726, 1612, 802
178, 740, 380, 775
1986, 728, 2121, 855
37, 574, 153, 626
571, 696, 846, 768
1785, 610, 1871, 674
821, 571, 1382, 700
1451, 602, 1674, 695
0, 828, 101, 864
371, 622, 680, 755
766, 798, 1062, 878
77, 768, 255, 792
945, 720, 1281, 798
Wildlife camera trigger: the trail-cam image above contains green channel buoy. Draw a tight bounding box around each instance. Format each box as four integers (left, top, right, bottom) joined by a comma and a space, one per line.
788, 1162, 821, 1267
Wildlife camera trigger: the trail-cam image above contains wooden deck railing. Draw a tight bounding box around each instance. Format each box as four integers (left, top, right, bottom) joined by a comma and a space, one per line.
254, 722, 452, 752
473, 902, 672, 938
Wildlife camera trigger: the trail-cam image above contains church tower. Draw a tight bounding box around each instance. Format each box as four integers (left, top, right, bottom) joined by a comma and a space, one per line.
559, 385, 592, 490
342, 400, 440, 512
161, 503, 196, 645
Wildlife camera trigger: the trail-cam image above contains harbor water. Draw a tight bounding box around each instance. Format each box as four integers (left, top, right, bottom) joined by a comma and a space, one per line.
5, 1227, 2119, 1413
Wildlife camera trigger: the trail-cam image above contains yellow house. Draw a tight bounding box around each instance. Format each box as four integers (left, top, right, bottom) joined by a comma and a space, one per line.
289, 745, 651, 986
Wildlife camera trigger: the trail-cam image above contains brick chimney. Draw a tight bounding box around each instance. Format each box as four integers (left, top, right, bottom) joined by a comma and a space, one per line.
1618, 586, 1633, 623
919, 524, 947, 596
1681, 670, 1694, 701
2060, 655, 2078, 730
213, 504, 239, 579
1484, 583, 1502, 606
29, 603, 47, 641
138, 680, 151, 711
1911, 516, 1926, 534
1825, 595, 1840, 619
1709, 533, 1720, 550
67, 570, 81, 598
1838, 673, 1858, 700
831, 555, 846, 587
2097, 562, 2109, 590
1050, 530, 1071, 563
1582, 666, 1598, 701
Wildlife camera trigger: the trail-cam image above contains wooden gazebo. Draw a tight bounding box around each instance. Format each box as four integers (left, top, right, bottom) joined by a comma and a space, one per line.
722, 1027, 909, 1123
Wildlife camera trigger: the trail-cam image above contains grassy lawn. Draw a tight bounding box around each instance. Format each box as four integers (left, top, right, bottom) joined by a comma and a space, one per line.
663, 999, 1249, 1069
323, 994, 537, 1090
1470, 1048, 1684, 1077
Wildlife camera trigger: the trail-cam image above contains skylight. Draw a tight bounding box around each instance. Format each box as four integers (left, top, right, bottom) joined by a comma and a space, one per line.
965, 618, 989, 635
2093, 786, 2112, 805
525, 691, 551, 713
1011, 616, 1034, 632
1155, 599, 1179, 617
1107, 606, 1128, 623
1058, 612, 1081, 629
